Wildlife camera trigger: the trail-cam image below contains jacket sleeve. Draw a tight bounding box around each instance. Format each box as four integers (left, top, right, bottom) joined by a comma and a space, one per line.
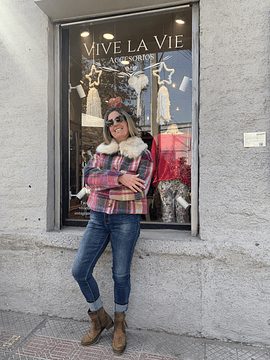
84, 152, 123, 189
109, 150, 153, 201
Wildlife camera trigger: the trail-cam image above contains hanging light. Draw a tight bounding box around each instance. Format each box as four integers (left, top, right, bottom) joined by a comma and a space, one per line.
175, 19, 185, 24
103, 33, 114, 40
175, 14, 186, 25
80, 31, 90, 37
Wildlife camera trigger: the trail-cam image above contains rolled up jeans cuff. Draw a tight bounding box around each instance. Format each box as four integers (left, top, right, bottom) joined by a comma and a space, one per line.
115, 303, 128, 313
88, 297, 103, 312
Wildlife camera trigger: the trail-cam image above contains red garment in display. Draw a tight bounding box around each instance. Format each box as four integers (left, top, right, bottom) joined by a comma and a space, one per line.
151, 133, 191, 187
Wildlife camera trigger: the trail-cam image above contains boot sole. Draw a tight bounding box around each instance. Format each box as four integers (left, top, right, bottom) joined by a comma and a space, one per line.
81, 333, 101, 347
112, 344, 126, 356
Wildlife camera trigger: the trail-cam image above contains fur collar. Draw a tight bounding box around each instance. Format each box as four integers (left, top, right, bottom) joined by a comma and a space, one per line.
96, 137, 147, 159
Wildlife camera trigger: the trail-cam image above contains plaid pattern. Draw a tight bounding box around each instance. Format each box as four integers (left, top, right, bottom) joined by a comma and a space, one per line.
84, 149, 153, 214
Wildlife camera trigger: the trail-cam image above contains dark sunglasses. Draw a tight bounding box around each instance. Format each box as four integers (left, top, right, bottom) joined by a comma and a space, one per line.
105, 114, 126, 127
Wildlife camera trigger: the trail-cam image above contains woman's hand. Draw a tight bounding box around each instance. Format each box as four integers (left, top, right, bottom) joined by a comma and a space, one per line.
118, 174, 146, 193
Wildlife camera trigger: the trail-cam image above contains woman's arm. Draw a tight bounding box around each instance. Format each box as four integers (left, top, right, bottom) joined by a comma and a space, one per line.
84, 152, 123, 189
109, 150, 153, 201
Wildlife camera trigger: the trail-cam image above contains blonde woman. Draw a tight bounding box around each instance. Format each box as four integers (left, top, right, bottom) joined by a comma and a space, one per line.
72, 99, 153, 355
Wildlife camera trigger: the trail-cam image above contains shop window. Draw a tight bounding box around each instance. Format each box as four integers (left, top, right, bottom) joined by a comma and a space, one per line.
61, 5, 197, 230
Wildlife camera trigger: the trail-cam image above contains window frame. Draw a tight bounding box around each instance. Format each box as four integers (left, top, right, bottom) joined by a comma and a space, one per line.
52, 3, 199, 235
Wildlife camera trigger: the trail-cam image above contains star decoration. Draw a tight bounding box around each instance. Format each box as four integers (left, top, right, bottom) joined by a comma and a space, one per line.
153, 62, 175, 85
85, 64, 102, 87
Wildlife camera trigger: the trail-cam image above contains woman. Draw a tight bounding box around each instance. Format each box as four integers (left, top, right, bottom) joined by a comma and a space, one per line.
72, 99, 153, 355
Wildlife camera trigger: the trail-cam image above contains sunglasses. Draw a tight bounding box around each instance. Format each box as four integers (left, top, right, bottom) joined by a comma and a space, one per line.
105, 114, 126, 127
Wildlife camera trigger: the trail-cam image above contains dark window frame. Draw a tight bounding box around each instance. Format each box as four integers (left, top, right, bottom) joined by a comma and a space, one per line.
60, 5, 199, 232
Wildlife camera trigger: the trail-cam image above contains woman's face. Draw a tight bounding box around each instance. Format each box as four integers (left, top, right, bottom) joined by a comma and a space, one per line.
108, 111, 130, 143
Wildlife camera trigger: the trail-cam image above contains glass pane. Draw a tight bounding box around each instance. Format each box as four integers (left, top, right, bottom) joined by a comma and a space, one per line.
67, 7, 192, 224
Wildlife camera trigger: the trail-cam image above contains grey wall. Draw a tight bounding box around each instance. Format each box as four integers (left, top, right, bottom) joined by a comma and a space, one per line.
0, 0, 52, 232
1, 0, 270, 347
199, 0, 270, 243
198, 0, 270, 343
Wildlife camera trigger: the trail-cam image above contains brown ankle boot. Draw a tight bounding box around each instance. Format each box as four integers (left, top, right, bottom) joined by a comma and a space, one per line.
112, 311, 127, 355
81, 307, 113, 346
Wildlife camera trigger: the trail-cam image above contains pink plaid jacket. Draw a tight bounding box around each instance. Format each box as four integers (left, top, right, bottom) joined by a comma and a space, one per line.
84, 137, 153, 214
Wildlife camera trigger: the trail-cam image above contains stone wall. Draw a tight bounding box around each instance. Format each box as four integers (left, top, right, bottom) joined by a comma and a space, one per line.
199, 0, 270, 243
0, 0, 52, 232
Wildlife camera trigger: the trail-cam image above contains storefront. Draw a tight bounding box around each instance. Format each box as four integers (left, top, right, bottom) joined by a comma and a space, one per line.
58, 4, 198, 232
1, 0, 270, 347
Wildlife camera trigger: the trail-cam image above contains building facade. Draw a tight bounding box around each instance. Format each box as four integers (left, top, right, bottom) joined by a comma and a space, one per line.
0, 0, 270, 346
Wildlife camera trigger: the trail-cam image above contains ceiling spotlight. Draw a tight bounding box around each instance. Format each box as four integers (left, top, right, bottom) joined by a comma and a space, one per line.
121, 60, 130, 65
175, 19, 185, 24
80, 31, 90, 37
103, 33, 114, 40
175, 14, 186, 25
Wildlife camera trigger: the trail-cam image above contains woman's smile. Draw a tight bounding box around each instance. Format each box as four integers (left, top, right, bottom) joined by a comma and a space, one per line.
109, 110, 129, 143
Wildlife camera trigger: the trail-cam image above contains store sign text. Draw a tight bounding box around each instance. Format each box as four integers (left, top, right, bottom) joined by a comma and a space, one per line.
83, 34, 184, 57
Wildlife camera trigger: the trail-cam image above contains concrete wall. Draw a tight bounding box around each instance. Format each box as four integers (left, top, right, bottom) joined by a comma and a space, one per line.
200, 0, 270, 243
198, 0, 270, 344
1, 0, 270, 348
0, 0, 52, 232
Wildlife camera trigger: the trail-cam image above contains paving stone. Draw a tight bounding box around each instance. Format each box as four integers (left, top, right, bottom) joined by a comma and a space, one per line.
236, 346, 270, 360
0, 312, 44, 336
6, 355, 42, 360
141, 330, 204, 360
205, 342, 237, 360
16, 335, 140, 360
1, 311, 270, 360
35, 319, 90, 342
0, 331, 24, 360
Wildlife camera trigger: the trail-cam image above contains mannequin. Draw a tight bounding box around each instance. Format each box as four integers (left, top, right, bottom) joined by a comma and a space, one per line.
164, 123, 183, 135
151, 124, 191, 223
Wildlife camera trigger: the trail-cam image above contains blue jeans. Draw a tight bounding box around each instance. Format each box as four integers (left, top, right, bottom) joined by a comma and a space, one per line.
72, 210, 141, 313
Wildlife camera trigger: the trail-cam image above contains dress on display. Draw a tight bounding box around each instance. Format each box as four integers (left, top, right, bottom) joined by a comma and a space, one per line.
151, 132, 191, 223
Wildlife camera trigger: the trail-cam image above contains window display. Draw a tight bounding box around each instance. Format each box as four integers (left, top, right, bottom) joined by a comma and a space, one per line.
64, 6, 192, 226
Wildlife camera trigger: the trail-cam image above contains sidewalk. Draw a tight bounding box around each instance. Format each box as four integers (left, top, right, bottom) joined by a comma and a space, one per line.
0, 311, 269, 360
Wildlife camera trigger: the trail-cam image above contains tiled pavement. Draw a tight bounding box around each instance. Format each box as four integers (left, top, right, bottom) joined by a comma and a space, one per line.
0, 311, 270, 360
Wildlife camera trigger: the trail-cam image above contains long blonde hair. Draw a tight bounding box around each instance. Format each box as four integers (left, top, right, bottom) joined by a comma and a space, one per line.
103, 108, 139, 145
